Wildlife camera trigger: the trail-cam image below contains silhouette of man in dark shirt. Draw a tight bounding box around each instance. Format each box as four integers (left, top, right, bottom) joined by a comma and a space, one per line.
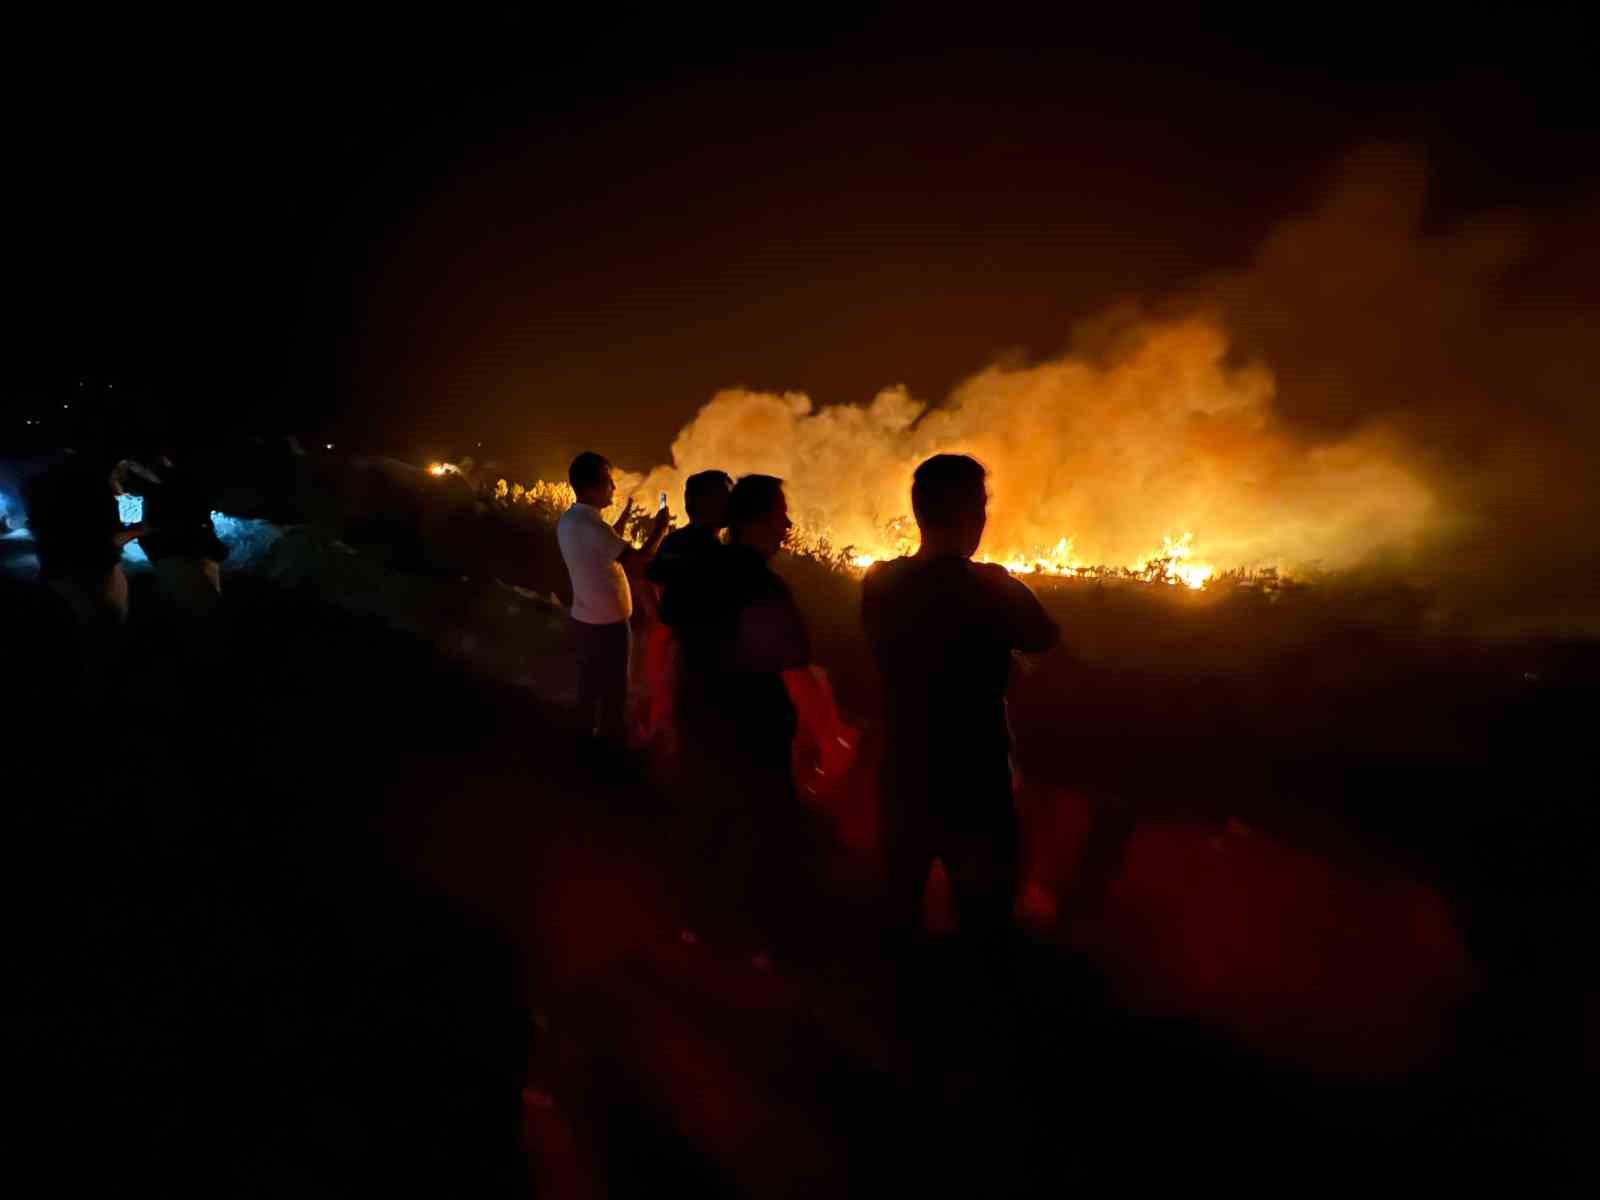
25, 456, 126, 580
645, 469, 732, 601
660, 474, 816, 965
24, 452, 143, 624
142, 447, 229, 610
863, 454, 1058, 960
141, 448, 226, 566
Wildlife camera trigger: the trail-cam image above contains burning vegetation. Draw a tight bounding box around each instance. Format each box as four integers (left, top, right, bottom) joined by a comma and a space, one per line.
610, 316, 1433, 591
435, 143, 1599, 630
461, 313, 1424, 596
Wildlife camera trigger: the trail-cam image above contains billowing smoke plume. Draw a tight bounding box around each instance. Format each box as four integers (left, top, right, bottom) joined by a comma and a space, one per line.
627, 144, 1600, 628
1201, 143, 1600, 629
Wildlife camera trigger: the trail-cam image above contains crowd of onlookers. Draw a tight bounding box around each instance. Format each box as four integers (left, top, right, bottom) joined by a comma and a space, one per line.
556, 449, 1062, 996
18, 446, 227, 626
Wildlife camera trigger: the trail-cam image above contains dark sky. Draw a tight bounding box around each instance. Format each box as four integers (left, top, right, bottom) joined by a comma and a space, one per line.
8, 3, 1596, 475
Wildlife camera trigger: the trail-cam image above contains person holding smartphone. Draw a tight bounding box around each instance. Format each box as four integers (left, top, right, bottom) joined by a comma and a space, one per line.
24, 451, 143, 625
557, 451, 670, 745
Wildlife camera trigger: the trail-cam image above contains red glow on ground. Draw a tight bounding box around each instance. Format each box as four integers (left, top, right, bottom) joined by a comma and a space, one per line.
1041, 793, 1473, 1075
634, 623, 1473, 1076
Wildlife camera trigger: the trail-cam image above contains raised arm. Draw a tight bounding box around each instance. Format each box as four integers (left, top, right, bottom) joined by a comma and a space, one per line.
619, 505, 671, 569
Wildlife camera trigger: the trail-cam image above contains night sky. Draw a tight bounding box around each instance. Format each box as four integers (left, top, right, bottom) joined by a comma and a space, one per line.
8, 4, 1596, 475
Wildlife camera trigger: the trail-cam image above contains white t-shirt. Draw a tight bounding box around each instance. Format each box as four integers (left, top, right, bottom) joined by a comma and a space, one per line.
557, 502, 632, 624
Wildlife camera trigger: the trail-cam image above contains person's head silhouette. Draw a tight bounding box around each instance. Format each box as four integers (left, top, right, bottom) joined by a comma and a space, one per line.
684, 470, 733, 531
912, 454, 988, 559
727, 474, 790, 560
568, 451, 616, 509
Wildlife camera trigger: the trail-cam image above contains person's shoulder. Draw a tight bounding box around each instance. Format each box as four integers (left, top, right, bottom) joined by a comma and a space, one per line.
863, 555, 914, 588
648, 527, 695, 578
559, 503, 606, 532
970, 560, 1014, 583
969, 560, 1041, 600
659, 525, 698, 554
556, 504, 597, 548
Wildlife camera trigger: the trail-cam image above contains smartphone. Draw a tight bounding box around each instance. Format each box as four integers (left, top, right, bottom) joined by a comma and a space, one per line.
658, 490, 668, 512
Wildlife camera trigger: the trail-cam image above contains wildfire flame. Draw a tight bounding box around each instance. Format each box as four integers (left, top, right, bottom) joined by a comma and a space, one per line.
981, 531, 1215, 591
828, 528, 1211, 587
615, 317, 1432, 587
489, 463, 1219, 588
484, 317, 1434, 588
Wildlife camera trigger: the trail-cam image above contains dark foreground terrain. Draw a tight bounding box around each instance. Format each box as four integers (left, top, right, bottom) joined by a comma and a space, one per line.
3, 535, 1594, 1196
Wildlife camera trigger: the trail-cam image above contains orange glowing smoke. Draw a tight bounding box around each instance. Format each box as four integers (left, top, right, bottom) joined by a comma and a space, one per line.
598, 317, 1434, 585
493, 317, 1435, 585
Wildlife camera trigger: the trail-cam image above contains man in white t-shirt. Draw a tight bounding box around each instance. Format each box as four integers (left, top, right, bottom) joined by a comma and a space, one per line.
557, 450, 670, 743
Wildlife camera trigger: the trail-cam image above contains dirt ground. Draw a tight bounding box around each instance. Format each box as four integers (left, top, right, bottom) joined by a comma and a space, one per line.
3, 543, 1593, 1196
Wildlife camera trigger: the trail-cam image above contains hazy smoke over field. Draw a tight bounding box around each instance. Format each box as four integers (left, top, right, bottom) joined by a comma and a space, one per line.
628, 144, 1600, 628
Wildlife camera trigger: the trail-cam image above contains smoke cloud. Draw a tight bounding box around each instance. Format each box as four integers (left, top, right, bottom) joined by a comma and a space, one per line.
627, 143, 1600, 629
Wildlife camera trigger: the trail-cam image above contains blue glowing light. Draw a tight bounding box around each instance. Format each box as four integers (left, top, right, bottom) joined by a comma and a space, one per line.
117, 494, 147, 563
112, 497, 282, 569
209, 511, 284, 566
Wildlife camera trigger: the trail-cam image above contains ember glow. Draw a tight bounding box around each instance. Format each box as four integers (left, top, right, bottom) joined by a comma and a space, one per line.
845, 531, 1214, 588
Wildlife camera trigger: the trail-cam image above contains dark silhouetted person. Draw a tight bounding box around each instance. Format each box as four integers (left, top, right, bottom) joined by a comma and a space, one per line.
645, 469, 732, 599
863, 454, 1058, 967
863, 455, 1058, 1187
142, 447, 228, 616
23, 453, 144, 625
22, 453, 145, 711
662, 474, 827, 968
639, 469, 731, 753
557, 451, 669, 743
